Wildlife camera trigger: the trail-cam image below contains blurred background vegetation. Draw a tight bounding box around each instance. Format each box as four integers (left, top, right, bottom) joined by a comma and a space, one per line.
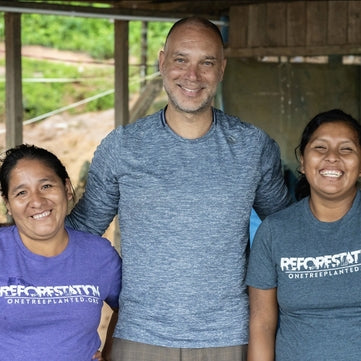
0, 12, 172, 121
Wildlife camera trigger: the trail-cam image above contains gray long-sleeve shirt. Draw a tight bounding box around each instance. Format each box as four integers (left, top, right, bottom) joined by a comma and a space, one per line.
67, 108, 291, 347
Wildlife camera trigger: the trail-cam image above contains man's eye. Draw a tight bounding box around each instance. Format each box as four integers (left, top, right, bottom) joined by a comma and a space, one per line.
42, 184, 53, 189
203, 61, 214, 66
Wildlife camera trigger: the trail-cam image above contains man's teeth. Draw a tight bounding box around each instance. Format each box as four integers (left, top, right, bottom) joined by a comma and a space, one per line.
32, 211, 51, 220
184, 88, 197, 93
320, 170, 342, 177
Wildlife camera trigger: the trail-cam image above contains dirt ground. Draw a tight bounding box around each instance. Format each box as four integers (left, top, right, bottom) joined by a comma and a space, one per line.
0, 44, 138, 349
2, 108, 116, 190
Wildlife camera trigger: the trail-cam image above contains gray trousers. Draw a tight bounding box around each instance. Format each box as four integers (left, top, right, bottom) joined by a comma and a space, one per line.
110, 338, 248, 361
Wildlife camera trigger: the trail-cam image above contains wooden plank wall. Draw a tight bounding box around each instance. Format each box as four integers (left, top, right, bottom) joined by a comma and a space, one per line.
227, 0, 361, 57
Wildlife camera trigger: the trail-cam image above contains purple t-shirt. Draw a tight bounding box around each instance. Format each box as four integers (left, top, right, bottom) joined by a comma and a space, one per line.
0, 226, 121, 360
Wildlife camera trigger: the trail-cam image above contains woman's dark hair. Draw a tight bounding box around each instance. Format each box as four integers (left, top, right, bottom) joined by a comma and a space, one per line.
0, 144, 72, 200
294, 109, 361, 200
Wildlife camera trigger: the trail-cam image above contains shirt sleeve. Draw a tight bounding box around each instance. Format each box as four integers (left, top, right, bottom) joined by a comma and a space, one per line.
253, 134, 293, 220
104, 248, 122, 309
66, 128, 122, 235
246, 218, 278, 289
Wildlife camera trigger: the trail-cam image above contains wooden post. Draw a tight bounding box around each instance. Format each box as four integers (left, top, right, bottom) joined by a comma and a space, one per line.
114, 19, 129, 128
140, 21, 148, 90
129, 76, 163, 123
5, 12, 23, 148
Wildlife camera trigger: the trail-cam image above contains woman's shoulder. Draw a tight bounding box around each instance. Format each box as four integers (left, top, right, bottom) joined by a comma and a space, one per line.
0, 224, 16, 239
263, 198, 307, 225
66, 227, 119, 257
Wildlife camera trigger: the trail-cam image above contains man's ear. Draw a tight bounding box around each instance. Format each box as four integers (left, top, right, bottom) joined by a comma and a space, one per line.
219, 58, 227, 81
158, 50, 165, 75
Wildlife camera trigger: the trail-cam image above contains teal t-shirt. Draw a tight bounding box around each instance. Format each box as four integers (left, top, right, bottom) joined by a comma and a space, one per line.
247, 191, 361, 361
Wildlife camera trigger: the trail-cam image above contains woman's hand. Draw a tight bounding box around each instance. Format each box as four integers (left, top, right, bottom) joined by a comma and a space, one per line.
92, 350, 104, 361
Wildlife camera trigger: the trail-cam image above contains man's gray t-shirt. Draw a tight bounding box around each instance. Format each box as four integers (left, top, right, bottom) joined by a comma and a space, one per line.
68, 108, 291, 348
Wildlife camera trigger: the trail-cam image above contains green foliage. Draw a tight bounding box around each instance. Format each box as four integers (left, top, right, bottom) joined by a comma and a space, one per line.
20, 14, 115, 59
0, 13, 171, 62
0, 59, 4, 121
0, 12, 172, 122
0, 57, 114, 122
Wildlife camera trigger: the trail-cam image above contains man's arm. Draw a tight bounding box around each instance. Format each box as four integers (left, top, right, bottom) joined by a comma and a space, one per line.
254, 136, 293, 220
66, 130, 120, 235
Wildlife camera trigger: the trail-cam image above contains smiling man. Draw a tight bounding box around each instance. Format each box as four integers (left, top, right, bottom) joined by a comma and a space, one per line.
158, 18, 226, 139
67, 16, 291, 361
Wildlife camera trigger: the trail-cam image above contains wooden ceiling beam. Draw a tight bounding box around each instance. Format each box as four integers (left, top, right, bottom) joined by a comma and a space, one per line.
0, 0, 230, 20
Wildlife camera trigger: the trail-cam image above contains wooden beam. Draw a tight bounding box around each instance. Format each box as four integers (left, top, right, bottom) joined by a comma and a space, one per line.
348, 1, 361, 44
227, 1, 361, 57
0, 1, 210, 21
228, 5, 248, 48
225, 44, 361, 58
287, 1, 306, 47
306, 1, 328, 46
114, 19, 129, 127
129, 77, 163, 123
248, 3, 266, 47
265, 2, 286, 46
5, 12, 23, 148
327, 1, 348, 45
